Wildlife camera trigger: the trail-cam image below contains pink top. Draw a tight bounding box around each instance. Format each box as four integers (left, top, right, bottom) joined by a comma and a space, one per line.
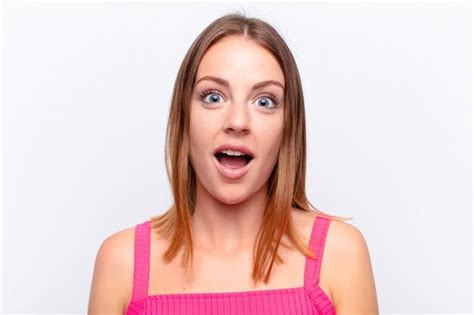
126, 214, 336, 315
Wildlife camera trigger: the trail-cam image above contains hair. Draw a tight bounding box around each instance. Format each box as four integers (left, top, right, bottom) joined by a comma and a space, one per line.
149, 11, 352, 286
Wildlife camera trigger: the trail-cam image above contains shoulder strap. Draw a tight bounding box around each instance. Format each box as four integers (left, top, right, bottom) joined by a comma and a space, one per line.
304, 215, 332, 287
130, 220, 151, 301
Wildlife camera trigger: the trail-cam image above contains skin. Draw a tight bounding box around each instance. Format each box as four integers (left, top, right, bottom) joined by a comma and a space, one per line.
188, 35, 285, 254
88, 35, 379, 314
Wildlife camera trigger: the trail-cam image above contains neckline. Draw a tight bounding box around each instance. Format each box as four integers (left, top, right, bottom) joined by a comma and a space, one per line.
141, 214, 329, 301
147, 285, 307, 299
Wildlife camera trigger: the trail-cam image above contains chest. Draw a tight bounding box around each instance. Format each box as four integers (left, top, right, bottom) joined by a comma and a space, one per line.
147, 237, 307, 295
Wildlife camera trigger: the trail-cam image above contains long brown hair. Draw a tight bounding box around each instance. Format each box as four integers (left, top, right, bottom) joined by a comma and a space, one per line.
150, 11, 352, 286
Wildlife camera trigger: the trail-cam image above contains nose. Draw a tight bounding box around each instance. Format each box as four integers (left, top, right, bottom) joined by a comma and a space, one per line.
223, 99, 250, 134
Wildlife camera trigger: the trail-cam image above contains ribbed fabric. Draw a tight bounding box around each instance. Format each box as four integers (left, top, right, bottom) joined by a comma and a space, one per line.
126, 215, 335, 315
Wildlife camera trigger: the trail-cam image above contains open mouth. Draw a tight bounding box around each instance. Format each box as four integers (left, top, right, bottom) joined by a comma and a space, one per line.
214, 152, 253, 169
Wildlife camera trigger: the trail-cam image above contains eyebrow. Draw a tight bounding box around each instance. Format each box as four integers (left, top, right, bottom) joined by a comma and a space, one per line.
195, 75, 285, 91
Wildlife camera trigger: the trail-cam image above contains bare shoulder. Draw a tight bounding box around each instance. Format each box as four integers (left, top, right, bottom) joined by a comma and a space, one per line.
324, 218, 379, 313
88, 225, 136, 315
326, 218, 368, 257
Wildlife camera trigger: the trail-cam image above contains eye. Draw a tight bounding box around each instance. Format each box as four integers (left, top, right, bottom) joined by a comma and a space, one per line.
198, 89, 281, 110
199, 89, 223, 104
256, 93, 280, 110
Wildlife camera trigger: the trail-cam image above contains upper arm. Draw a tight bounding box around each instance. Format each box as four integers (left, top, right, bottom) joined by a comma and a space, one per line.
325, 220, 379, 314
88, 227, 134, 315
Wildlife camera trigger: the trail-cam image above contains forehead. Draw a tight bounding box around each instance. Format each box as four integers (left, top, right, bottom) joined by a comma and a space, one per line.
196, 36, 285, 87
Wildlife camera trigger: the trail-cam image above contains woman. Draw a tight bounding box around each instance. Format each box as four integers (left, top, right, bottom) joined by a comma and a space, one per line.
88, 12, 379, 315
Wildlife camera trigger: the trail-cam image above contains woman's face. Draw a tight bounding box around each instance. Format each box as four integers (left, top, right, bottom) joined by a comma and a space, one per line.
189, 35, 285, 205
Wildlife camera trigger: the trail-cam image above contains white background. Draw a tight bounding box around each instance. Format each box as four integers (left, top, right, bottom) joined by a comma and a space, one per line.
1, 2, 472, 314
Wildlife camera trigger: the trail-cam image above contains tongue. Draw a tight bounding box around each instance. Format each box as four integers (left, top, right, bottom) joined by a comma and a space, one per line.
218, 155, 248, 169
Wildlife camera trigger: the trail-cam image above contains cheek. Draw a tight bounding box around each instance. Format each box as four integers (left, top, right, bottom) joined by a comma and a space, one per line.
258, 117, 284, 149
189, 101, 211, 132
268, 123, 284, 162
254, 122, 283, 170
189, 104, 213, 156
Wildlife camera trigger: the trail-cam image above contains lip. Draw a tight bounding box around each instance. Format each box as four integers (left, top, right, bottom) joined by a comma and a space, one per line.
212, 154, 254, 180
213, 143, 255, 158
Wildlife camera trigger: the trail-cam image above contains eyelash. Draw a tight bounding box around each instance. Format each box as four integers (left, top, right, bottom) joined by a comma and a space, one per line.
198, 89, 280, 109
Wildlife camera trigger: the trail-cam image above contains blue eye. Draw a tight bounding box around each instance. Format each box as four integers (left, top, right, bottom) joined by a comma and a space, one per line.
198, 89, 280, 110
256, 95, 279, 109
199, 90, 222, 104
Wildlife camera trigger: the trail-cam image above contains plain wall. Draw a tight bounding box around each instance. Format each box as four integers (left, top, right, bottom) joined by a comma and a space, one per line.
1, 2, 471, 314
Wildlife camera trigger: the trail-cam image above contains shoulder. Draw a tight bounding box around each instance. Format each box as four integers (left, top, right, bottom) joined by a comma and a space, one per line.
325, 218, 368, 258
88, 224, 136, 314
323, 217, 379, 313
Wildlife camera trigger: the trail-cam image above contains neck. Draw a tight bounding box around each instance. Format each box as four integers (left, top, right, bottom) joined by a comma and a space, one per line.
190, 181, 268, 255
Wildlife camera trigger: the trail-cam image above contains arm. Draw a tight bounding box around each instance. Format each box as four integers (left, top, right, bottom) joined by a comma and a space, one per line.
88, 228, 134, 315
326, 220, 379, 314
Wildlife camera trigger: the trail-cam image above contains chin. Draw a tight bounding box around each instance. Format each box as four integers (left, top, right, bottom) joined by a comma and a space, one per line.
212, 189, 251, 205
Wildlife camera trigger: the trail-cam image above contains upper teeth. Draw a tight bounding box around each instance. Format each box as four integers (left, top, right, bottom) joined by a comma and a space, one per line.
221, 149, 246, 156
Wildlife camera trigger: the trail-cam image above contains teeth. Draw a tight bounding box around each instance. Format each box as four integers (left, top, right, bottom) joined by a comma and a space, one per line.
220, 149, 246, 156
